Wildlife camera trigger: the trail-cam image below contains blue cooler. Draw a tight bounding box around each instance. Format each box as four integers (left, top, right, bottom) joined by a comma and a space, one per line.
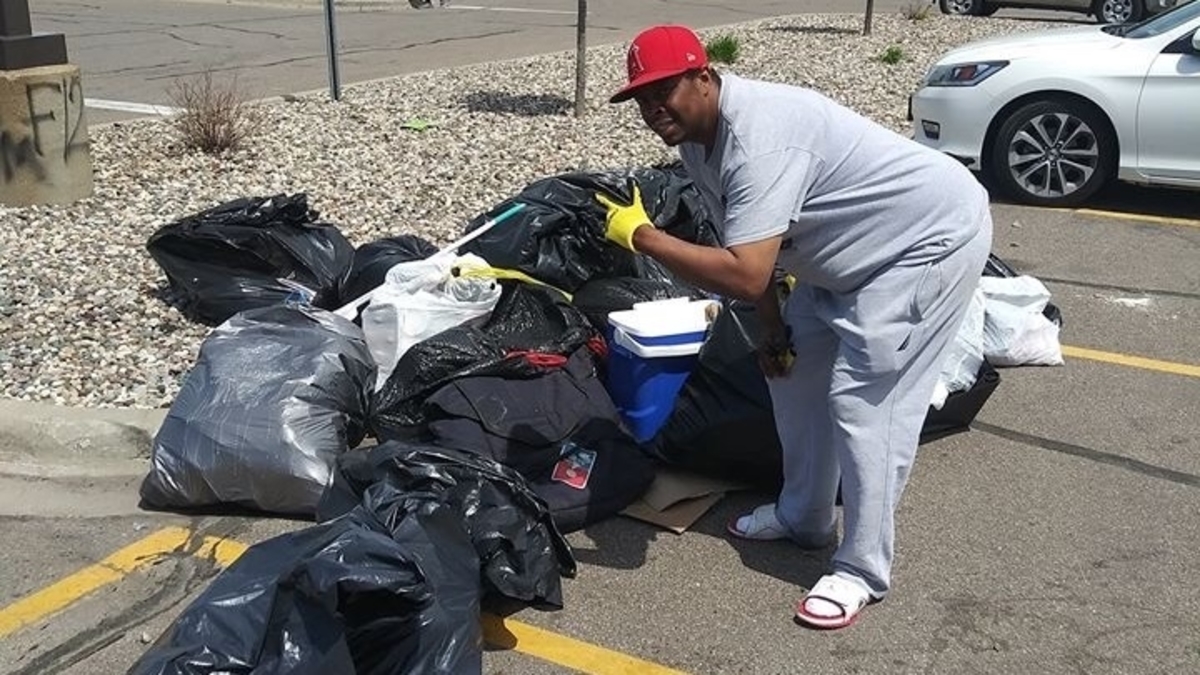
606, 298, 716, 443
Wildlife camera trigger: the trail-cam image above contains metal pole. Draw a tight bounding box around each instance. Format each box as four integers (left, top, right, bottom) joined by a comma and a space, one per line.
574, 0, 587, 118
322, 0, 342, 101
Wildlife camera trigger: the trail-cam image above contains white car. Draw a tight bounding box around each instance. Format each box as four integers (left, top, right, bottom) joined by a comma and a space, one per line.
910, 0, 1200, 206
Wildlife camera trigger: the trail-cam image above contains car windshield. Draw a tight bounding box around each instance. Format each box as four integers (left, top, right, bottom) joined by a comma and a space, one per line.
1105, 0, 1200, 38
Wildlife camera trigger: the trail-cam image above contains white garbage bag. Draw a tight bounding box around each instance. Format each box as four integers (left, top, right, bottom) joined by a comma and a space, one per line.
362, 253, 502, 390
980, 275, 1064, 367
931, 288, 986, 410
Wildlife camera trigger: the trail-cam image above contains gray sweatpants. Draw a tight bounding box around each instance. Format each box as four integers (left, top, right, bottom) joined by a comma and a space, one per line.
767, 216, 993, 600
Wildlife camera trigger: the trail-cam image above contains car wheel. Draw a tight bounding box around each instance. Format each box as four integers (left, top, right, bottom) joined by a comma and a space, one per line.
1093, 0, 1143, 24
939, 0, 986, 16
989, 98, 1115, 207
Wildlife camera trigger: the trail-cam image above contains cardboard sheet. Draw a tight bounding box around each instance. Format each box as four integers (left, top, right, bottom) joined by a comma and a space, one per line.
620, 467, 748, 534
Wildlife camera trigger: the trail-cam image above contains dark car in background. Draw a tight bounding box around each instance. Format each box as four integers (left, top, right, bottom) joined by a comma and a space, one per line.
939, 0, 1181, 24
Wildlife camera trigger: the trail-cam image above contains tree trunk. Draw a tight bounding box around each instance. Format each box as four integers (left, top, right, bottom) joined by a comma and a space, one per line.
574, 0, 588, 118
864, 0, 875, 36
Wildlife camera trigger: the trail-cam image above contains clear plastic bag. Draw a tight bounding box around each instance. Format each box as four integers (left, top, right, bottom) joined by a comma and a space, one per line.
361, 253, 503, 390
980, 275, 1064, 367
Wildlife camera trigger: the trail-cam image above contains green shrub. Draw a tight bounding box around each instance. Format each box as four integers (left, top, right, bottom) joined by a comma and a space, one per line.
705, 35, 740, 65
878, 46, 905, 65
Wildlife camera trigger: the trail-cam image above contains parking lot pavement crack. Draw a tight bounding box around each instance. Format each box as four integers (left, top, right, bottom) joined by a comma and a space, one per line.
1040, 275, 1200, 301
143, 55, 326, 80
93, 60, 195, 76
976, 422, 1200, 489
201, 22, 291, 39
339, 27, 525, 56
164, 30, 228, 49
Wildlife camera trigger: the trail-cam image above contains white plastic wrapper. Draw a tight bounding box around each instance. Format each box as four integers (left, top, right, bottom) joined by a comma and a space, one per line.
931, 288, 986, 410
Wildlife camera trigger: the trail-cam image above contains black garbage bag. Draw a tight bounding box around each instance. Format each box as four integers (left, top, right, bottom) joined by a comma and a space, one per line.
140, 305, 376, 517
571, 276, 708, 336
460, 165, 720, 292
340, 234, 440, 308
318, 441, 577, 610
422, 347, 657, 533
146, 193, 355, 325
371, 281, 596, 435
129, 495, 483, 675
920, 362, 1001, 443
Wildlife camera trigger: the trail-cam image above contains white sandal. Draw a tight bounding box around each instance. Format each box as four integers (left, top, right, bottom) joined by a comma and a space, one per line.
726, 503, 791, 541
794, 574, 871, 630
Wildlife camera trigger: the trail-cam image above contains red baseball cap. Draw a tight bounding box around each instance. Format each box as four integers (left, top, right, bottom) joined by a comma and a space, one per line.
609, 25, 709, 104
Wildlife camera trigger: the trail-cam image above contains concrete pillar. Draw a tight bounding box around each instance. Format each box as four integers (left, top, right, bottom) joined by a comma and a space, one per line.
0, 64, 93, 206
1, 0, 92, 207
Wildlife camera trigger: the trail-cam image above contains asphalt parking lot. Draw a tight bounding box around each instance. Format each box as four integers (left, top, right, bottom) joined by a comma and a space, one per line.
6, 1, 1199, 673
1, 189, 1197, 674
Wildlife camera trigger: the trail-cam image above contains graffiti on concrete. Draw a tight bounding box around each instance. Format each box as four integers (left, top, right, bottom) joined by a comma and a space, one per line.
1, 73, 87, 183
0, 131, 43, 182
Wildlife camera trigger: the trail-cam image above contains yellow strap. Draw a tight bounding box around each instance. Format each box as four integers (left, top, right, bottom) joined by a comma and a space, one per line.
455, 265, 573, 301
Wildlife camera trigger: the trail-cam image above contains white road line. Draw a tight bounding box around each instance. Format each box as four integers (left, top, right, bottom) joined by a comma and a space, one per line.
84, 98, 182, 116
450, 5, 576, 15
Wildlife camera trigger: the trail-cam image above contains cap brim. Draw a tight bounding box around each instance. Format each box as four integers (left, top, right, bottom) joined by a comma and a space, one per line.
608, 67, 692, 104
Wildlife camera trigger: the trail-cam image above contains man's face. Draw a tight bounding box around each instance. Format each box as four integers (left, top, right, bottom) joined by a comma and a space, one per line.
633, 70, 710, 147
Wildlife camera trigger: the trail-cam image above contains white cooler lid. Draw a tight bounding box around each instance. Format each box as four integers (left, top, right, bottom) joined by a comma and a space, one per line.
607, 297, 717, 338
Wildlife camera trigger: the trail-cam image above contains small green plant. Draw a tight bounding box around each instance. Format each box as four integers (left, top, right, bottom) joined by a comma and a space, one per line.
878, 45, 905, 65
166, 71, 261, 154
705, 35, 741, 65
901, 1, 934, 20
399, 118, 436, 132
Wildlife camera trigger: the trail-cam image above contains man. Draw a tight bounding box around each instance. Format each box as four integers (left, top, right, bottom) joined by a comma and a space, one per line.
597, 24, 992, 629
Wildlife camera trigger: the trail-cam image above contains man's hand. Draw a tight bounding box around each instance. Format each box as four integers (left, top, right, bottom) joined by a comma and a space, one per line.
757, 326, 795, 378
595, 183, 652, 251
755, 276, 796, 378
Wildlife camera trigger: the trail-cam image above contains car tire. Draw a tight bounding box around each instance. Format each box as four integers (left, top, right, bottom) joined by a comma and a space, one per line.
938, 0, 987, 16
989, 98, 1115, 207
1093, 0, 1143, 24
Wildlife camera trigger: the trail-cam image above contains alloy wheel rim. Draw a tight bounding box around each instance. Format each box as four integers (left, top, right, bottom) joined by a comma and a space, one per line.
1006, 112, 1100, 199
946, 0, 977, 14
1102, 0, 1134, 23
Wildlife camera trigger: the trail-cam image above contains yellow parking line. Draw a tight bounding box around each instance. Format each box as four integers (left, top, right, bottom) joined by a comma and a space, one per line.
1073, 208, 1200, 229
1063, 344, 1200, 378
482, 613, 690, 675
0, 528, 691, 675
194, 533, 249, 567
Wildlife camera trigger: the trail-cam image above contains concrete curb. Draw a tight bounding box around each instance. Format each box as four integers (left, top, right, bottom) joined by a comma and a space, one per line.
0, 398, 164, 480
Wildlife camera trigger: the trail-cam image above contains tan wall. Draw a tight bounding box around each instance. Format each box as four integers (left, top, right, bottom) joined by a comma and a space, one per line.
0, 64, 93, 207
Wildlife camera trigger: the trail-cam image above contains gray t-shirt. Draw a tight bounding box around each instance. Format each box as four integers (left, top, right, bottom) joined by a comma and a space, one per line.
678, 74, 989, 293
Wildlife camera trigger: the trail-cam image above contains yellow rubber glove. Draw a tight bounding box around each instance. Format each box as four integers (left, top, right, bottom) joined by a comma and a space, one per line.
595, 184, 652, 252
757, 326, 795, 378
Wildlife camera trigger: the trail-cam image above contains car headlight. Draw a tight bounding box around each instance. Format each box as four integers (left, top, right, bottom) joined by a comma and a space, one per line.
922, 61, 1008, 87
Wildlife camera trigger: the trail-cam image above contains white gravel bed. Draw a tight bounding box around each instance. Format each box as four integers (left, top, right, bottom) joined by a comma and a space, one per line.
0, 13, 1056, 409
